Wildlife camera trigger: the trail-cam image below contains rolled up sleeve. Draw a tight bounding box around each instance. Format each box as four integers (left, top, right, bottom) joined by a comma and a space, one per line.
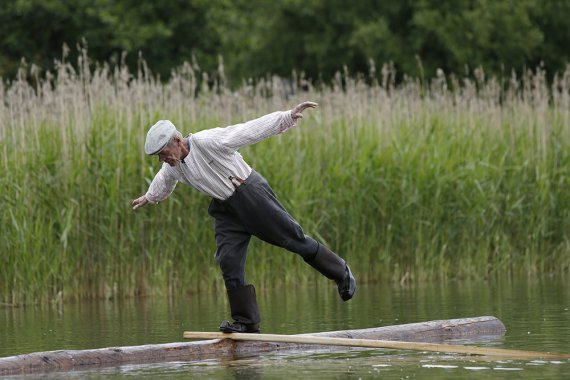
145, 164, 178, 203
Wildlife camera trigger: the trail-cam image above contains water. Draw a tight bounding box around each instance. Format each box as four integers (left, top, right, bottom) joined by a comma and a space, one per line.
1, 276, 569, 379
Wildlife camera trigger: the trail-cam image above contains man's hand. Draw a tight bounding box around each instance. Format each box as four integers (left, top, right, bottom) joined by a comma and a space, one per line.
291, 101, 318, 120
132, 195, 151, 210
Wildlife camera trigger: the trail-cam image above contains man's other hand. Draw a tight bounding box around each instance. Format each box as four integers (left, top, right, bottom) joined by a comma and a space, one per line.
132, 195, 151, 210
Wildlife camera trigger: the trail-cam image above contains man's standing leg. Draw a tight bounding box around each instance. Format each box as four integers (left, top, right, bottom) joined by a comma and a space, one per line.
208, 199, 261, 333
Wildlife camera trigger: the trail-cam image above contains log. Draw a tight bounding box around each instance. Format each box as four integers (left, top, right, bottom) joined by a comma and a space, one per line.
0, 316, 505, 375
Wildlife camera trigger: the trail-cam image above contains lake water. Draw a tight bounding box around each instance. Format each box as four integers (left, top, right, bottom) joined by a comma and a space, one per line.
1, 276, 569, 379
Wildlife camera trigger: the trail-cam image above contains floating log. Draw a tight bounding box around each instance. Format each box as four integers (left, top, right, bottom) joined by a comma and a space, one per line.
0, 316, 505, 375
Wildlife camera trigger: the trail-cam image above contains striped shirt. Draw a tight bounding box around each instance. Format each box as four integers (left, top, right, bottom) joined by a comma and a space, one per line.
145, 110, 296, 202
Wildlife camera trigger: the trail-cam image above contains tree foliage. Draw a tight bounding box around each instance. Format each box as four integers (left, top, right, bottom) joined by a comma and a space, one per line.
0, 0, 568, 82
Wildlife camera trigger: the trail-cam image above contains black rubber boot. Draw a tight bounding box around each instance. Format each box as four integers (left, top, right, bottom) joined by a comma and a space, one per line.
219, 284, 261, 333
304, 244, 357, 301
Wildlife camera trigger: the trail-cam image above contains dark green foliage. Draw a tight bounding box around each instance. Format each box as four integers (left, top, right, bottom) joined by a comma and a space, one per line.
0, 0, 569, 81
0, 0, 220, 78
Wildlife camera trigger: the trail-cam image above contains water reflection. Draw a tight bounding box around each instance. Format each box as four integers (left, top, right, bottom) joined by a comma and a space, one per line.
3, 348, 569, 379
1, 276, 569, 379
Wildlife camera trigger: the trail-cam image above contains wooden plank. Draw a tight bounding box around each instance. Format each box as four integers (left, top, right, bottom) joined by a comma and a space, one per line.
0, 316, 506, 375
183, 331, 570, 360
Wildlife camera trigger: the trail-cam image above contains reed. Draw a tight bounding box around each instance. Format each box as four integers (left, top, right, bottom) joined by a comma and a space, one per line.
1, 52, 569, 303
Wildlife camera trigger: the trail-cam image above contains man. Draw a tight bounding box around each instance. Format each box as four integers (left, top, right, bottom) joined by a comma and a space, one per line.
132, 101, 356, 333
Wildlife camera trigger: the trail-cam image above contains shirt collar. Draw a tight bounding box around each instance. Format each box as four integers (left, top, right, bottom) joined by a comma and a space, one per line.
181, 134, 191, 164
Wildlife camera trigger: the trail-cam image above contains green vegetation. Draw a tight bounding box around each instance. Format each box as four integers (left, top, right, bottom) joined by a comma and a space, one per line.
1, 53, 570, 304
1, 0, 570, 82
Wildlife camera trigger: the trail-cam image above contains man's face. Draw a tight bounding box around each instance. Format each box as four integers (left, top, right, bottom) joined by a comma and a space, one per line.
158, 139, 182, 166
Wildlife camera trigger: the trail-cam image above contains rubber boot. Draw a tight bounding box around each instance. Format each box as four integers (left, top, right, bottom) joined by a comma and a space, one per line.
304, 244, 357, 301
219, 284, 261, 333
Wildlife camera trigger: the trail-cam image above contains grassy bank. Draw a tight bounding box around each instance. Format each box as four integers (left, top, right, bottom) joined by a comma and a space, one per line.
1, 56, 569, 304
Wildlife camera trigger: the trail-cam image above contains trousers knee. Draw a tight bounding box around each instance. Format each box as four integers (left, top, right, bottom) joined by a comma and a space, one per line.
283, 235, 319, 260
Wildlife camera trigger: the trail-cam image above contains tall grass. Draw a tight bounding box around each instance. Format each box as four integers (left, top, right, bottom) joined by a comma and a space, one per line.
1, 52, 570, 304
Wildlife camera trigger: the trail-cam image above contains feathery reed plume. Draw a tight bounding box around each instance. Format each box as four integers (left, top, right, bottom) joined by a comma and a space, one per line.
1, 49, 569, 303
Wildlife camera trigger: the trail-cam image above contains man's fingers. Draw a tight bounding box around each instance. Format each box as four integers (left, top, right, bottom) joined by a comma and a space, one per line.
292, 101, 318, 118
299, 101, 318, 110
132, 196, 149, 210
133, 201, 146, 210
295, 101, 317, 107
297, 103, 316, 110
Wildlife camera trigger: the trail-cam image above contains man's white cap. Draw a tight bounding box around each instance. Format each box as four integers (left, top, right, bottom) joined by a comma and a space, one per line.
145, 120, 176, 155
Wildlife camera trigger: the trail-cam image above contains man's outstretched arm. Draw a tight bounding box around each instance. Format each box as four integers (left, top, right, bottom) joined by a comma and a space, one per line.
214, 101, 319, 151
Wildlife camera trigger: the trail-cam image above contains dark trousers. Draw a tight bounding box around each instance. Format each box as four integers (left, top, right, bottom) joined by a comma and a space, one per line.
207, 170, 319, 290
